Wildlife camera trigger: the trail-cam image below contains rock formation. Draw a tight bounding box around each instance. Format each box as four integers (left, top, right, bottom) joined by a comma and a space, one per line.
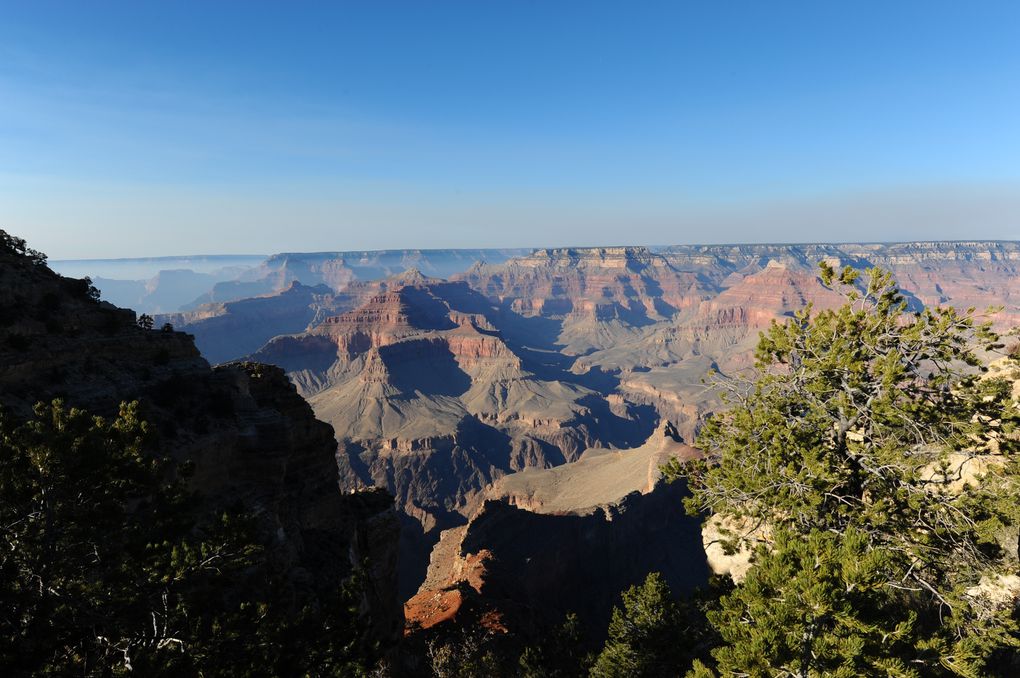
249, 276, 654, 595
188, 248, 529, 308
456, 246, 716, 355
99, 239, 1018, 606
405, 422, 708, 638
0, 233, 403, 646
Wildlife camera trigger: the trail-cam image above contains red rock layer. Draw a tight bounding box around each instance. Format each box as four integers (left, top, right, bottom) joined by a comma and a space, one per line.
690, 261, 845, 331
457, 247, 715, 322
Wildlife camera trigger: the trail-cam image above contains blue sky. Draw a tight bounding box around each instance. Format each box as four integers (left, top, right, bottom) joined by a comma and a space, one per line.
1, 1, 1019, 258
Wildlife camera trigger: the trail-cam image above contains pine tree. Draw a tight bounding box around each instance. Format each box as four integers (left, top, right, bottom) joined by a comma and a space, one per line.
0, 400, 369, 676
667, 264, 1020, 676
591, 573, 692, 678
703, 528, 925, 677
519, 613, 594, 678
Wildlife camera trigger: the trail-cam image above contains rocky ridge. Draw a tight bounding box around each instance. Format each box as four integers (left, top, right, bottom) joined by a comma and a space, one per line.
456, 246, 715, 355
188, 248, 530, 309
157, 281, 335, 364
0, 233, 403, 646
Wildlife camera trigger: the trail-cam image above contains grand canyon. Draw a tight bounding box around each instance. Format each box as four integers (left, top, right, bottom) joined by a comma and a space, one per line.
8, 5, 1018, 674
46, 240, 1020, 609
2, 233, 1016, 674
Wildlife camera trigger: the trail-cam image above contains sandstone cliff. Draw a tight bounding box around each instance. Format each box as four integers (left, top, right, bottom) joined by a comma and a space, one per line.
456, 246, 716, 355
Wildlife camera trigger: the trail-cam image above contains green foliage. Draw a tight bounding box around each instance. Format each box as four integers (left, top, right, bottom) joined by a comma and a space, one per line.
703, 528, 926, 677
519, 613, 594, 678
591, 573, 698, 678
0, 400, 369, 676
0, 229, 47, 266
666, 265, 1020, 676
82, 276, 101, 302
426, 628, 504, 678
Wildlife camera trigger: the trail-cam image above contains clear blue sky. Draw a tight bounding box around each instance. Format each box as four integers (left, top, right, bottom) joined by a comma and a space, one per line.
2, 1, 1019, 258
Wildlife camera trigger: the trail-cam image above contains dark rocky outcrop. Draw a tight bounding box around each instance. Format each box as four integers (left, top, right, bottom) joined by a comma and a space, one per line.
0, 233, 403, 647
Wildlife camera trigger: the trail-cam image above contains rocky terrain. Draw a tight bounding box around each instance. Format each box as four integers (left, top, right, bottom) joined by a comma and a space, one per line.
219, 240, 1020, 599
404, 422, 708, 639
156, 281, 335, 364
34, 239, 1020, 645
0, 234, 403, 647
456, 246, 715, 356
156, 250, 531, 362
248, 274, 654, 593
186, 248, 529, 309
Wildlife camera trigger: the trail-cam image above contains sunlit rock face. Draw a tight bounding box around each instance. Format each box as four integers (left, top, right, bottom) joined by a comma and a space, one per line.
456, 247, 717, 355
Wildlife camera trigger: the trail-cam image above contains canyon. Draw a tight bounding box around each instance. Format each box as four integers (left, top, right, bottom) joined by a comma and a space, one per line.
32, 238, 1020, 647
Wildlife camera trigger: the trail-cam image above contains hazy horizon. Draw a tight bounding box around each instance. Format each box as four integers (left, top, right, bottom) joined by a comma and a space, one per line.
45, 235, 1020, 269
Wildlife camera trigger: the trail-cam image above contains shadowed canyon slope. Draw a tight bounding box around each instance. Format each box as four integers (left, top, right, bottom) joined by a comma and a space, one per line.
0, 236, 404, 645
156, 281, 335, 364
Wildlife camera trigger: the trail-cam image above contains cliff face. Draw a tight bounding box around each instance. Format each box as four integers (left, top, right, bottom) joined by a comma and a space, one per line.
457, 247, 716, 355
558, 243, 1020, 439
657, 241, 1020, 328
0, 235, 403, 645
689, 261, 845, 331
161, 267, 508, 365
405, 423, 708, 638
